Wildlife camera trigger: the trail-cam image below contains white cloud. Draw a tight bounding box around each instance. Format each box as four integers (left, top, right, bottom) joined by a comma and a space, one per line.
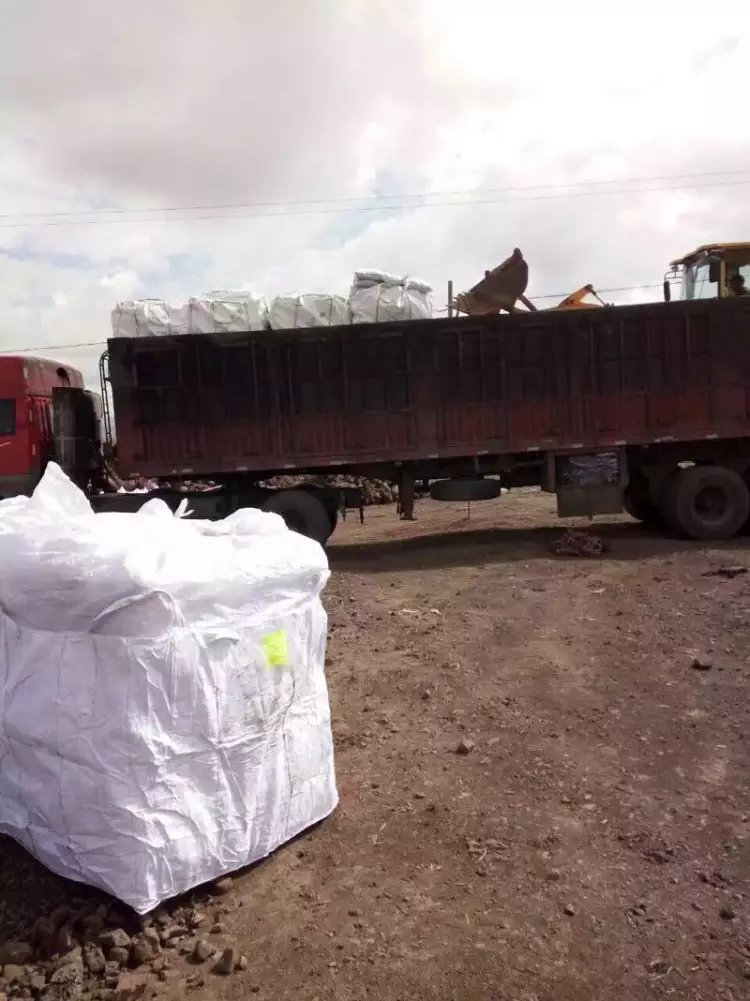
0, 0, 748, 385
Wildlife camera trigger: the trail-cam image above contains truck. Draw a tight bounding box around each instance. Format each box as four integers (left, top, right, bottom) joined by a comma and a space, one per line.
0, 356, 85, 498
4, 241, 750, 544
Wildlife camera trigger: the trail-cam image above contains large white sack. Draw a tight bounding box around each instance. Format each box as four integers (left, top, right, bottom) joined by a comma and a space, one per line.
350, 269, 404, 290
189, 290, 269, 333
269, 294, 348, 330
111, 299, 192, 338
348, 271, 433, 324
0, 465, 336, 913
111, 292, 269, 338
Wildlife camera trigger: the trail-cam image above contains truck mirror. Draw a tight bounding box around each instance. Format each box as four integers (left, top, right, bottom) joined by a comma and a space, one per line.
663, 279, 671, 302
709, 259, 721, 284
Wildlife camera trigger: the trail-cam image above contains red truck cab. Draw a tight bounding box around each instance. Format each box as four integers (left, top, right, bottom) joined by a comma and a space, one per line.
0, 356, 84, 498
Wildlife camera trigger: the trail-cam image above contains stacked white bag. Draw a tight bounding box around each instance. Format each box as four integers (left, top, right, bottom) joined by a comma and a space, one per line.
0, 465, 337, 913
348, 270, 433, 324
111, 299, 192, 338
112, 291, 269, 338
189, 290, 269, 333
269, 294, 348, 330
110, 272, 435, 337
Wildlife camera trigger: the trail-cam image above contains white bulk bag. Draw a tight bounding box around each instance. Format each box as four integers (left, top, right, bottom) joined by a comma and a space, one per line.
0, 465, 336, 913
348, 270, 433, 324
269, 294, 348, 330
111, 292, 269, 338
350, 269, 404, 289
189, 290, 269, 333
111, 299, 192, 338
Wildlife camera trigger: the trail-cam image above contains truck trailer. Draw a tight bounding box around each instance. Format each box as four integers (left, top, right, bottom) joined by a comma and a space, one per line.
5, 244, 750, 545
49, 292, 750, 543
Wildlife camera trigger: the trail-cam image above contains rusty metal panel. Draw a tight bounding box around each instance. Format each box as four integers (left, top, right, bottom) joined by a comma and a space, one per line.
109, 297, 750, 479
432, 323, 508, 449
503, 316, 575, 446
274, 330, 417, 458
575, 299, 750, 444
110, 326, 426, 476
430, 314, 577, 451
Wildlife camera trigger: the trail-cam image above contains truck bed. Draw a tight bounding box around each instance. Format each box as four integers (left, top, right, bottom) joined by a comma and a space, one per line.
107, 297, 750, 480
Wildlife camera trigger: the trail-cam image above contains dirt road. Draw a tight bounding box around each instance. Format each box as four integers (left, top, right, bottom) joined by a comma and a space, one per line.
2, 492, 749, 1000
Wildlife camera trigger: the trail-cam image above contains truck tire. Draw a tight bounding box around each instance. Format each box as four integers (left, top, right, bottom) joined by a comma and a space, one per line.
430, 478, 502, 502
623, 473, 663, 528
263, 490, 332, 546
662, 465, 750, 541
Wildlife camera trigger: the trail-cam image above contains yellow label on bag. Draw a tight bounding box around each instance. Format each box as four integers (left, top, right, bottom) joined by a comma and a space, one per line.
262, 630, 288, 667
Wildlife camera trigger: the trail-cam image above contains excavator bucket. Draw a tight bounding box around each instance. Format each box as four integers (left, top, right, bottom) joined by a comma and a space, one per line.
454, 248, 531, 315
453, 249, 604, 315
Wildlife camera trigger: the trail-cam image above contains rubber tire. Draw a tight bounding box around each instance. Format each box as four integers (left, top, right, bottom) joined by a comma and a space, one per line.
623, 474, 664, 528
430, 477, 502, 502
263, 490, 332, 545
661, 465, 750, 541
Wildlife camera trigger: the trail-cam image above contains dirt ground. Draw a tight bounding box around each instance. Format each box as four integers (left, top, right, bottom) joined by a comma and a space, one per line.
2, 491, 750, 1000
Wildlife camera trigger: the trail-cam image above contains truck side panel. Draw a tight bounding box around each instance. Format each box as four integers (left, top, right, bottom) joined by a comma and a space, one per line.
108, 297, 750, 479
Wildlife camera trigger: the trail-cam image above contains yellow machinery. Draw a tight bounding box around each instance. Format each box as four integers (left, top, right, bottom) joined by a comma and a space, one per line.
452, 242, 750, 318
452, 248, 605, 316
555, 284, 608, 309
664, 242, 750, 301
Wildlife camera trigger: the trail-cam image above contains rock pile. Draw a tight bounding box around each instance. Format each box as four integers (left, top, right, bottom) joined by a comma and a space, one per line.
263, 475, 396, 505
115, 475, 396, 506
0, 848, 247, 1001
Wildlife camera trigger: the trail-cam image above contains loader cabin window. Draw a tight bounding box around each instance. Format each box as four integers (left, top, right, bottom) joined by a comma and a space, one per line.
684, 258, 720, 300
728, 265, 750, 296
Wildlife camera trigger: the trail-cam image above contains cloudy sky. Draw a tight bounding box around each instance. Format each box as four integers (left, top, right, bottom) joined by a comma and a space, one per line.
0, 0, 749, 386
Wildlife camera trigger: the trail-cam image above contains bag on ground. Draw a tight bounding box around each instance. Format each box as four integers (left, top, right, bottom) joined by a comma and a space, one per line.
0, 465, 336, 913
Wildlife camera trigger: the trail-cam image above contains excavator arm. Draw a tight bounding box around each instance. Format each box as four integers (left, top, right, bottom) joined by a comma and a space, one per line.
453, 250, 603, 315
554, 284, 607, 309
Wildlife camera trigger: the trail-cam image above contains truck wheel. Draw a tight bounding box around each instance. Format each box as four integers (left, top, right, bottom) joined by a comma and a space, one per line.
623, 474, 663, 528
430, 478, 502, 502
263, 490, 332, 546
663, 465, 750, 540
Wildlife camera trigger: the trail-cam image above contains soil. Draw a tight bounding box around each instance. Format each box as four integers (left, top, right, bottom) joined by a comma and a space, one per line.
2, 491, 750, 1001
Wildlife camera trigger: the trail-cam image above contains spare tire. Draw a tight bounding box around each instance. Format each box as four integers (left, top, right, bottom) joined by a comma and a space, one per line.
663, 465, 750, 540
262, 490, 332, 545
430, 478, 502, 502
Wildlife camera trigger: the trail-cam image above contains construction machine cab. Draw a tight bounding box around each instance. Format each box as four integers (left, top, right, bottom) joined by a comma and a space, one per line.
664, 243, 750, 301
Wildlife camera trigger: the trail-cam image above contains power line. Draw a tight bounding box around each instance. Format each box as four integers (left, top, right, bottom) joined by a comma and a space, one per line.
0, 281, 665, 355
0, 177, 747, 230
0, 339, 107, 354
1, 167, 746, 221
